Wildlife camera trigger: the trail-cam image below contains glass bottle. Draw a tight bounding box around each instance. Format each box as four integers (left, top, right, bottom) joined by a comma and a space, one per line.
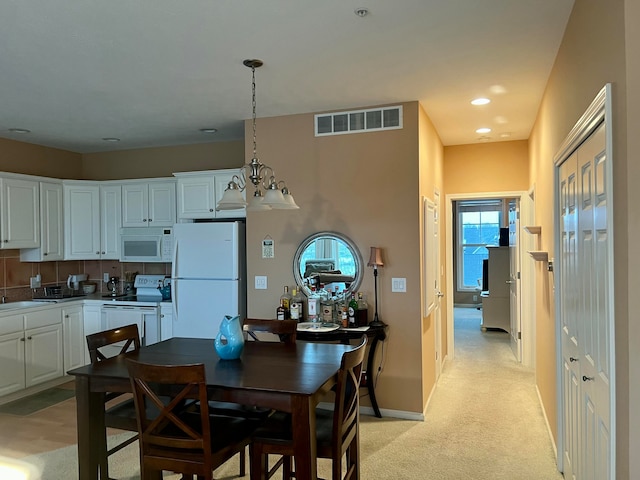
348, 293, 358, 327
276, 299, 287, 320
307, 286, 320, 323
290, 287, 303, 322
321, 286, 334, 323
280, 286, 292, 314
356, 292, 369, 326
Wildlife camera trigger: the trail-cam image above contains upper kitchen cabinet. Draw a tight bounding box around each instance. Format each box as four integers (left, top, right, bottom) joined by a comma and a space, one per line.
0, 176, 40, 249
174, 169, 245, 220
20, 181, 64, 261
122, 179, 176, 227
63, 181, 122, 260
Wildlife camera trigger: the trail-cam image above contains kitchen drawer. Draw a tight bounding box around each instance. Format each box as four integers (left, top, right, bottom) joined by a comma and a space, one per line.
0, 314, 24, 336
24, 307, 62, 330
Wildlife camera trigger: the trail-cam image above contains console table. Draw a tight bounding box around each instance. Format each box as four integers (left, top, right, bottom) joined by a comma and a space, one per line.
296, 324, 387, 418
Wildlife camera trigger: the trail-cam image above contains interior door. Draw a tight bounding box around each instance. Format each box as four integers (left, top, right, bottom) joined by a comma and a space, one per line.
508, 199, 521, 361
559, 122, 611, 479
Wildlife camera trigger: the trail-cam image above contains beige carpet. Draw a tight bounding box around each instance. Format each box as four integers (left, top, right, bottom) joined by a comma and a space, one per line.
22, 307, 562, 479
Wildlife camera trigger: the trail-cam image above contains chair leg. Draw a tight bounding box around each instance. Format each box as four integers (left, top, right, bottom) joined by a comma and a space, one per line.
282, 456, 292, 480
239, 447, 246, 476
249, 443, 267, 480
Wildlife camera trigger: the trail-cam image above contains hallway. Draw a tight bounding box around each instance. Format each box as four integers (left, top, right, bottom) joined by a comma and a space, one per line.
420, 306, 563, 478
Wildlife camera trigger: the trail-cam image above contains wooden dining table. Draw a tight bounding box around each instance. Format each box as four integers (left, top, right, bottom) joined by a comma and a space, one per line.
67, 337, 353, 480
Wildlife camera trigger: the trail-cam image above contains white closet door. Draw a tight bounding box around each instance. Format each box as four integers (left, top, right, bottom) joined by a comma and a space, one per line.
560, 122, 611, 479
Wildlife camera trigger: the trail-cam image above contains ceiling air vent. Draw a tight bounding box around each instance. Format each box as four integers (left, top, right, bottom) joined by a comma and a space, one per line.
315, 106, 403, 137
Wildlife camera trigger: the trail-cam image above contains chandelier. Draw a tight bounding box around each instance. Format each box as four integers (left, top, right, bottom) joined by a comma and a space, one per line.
216, 59, 299, 211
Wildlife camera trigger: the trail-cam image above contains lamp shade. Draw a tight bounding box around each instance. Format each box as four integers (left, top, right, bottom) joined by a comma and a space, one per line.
246, 191, 272, 211
216, 183, 247, 210
263, 186, 289, 208
367, 247, 384, 267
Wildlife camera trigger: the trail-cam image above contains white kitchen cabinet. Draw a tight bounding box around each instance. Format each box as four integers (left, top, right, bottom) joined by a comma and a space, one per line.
20, 181, 64, 262
122, 180, 176, 227
174, 169, 245, 220
82, 304, 102, 364
160, 302, 173, 341
0, 176, 40, 249
63, 182, 121, 260
63, 304, 84, 372
100, 184, 122, 259
0, 329, 26, 397
25, 323, 63, 387
0, 306, 64, 396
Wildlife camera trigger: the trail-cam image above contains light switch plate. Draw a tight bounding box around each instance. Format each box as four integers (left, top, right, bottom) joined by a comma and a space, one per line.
255, 275, 268, 290
392, 277, 406, 293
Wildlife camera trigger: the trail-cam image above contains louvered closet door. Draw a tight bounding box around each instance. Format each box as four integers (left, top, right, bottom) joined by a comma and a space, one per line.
560, 122, 611, 480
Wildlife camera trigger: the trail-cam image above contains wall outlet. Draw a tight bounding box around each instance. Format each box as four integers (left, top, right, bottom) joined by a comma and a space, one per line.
30, 276, 41, 289
255, 275, 268, 290
391, 278, 406, 293
473, 294, 478, 302
103, 272, 110, 283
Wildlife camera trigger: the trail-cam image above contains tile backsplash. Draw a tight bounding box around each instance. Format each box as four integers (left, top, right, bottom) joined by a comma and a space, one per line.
0, 249, 171, 302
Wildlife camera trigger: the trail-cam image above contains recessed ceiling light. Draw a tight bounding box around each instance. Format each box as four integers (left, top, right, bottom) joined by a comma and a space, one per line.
8, 128, 31, 134
199, 128, 218, 134
471, 98, 490, 106
475, 127, 492, 134
500, 132, 512, 138
489, 85, 507, 95
354, 8, 369, 17
102, 137, 120, 142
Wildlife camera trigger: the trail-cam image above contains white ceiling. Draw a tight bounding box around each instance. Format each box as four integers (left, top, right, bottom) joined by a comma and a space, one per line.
0, 1, 574, 154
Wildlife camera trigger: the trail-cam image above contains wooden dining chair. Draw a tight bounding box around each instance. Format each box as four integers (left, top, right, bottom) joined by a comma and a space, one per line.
205, 318, 298, 476
126, 359, 259, 480
242, 318, 298, 345
249, 335, 368, 480
86, 324, 141, 480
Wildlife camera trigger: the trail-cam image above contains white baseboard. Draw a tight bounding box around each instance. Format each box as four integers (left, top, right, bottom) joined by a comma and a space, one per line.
536, 384, 558, 459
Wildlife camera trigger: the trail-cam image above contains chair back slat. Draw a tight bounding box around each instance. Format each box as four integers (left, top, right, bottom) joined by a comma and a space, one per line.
126, 360, 213, 471
242, 318, 297, 345
333, 335, 367, 447
86, 324, 141, 363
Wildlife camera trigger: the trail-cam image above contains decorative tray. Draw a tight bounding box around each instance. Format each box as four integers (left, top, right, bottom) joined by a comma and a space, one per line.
296, 322, 340, 333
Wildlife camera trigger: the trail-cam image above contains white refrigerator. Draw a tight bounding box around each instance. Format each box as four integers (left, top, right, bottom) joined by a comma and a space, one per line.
171, 221, 246, 339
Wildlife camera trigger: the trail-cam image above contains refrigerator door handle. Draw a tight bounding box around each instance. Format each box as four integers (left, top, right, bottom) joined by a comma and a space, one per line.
171, 236, 179, 280
173, 280, 179, 321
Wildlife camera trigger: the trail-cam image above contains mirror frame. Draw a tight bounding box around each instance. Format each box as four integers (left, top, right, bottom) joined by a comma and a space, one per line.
293, 231, 364, 297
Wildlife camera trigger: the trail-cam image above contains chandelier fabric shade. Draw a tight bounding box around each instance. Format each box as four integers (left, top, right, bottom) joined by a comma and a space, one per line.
216, 59, 299, 212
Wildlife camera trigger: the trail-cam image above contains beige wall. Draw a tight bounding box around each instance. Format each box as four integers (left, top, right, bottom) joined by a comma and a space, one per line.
244, 101, 441, 414
443, 141, 529, 194
82, 141, 244, 180
417, 104, 445, 410
443, 141, 529, 304
0, 138, 82, 179
625, 1, 640, 474
528, 0, 632, 476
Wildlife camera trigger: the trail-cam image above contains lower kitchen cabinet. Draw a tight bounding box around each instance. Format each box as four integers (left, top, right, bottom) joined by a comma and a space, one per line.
25, 323, 63, 387
82, 304, 102, 365
0, 309, 64, 396
160, 303, 173, 341
63, 305, 84, 372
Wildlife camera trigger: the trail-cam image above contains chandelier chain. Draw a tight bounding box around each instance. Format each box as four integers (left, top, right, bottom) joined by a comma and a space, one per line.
251, 66, 257, 158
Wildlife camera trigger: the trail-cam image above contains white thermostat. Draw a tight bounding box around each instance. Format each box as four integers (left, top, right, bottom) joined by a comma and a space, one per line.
262, 238, 274, 259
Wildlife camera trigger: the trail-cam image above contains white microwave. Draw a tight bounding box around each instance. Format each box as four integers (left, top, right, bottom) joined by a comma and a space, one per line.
120, 227, 173, 263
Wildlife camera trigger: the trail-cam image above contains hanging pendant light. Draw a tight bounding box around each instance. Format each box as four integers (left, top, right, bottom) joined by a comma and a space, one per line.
216, 59, 299, 212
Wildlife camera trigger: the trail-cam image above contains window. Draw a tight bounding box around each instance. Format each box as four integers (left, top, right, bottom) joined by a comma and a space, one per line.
456, 200, 502, 290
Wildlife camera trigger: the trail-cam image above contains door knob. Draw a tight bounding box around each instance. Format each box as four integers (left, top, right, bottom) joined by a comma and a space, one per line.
582, 375, 594, 382
569, 357, 579, 362
436, 291, 444, 298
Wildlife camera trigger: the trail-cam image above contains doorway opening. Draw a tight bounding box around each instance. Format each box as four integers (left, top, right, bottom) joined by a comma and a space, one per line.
445, 191, 535, 368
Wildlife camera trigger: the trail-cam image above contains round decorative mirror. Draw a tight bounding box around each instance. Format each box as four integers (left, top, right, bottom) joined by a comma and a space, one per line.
293, 231, 363, 297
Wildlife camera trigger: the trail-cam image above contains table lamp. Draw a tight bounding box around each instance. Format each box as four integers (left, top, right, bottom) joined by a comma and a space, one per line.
367, 247, 385, 326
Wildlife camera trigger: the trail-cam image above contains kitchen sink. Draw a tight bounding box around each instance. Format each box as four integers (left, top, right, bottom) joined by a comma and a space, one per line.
0, 301, 45, 310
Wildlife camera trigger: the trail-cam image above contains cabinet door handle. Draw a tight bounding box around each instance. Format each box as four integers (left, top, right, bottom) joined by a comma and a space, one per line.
27, 336, 32, 340
143, 219, 148, 222
582, 375, 594, 382
569, 357, 579, 362
3, 240, 8, 243
101, 251, 105, 255
96, 251, 100, 254
148, 218, 152, 222
65, 314, 69, 318
20, 337, 25, 342
209, 208, 214, 212
43, 252, 48, 256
